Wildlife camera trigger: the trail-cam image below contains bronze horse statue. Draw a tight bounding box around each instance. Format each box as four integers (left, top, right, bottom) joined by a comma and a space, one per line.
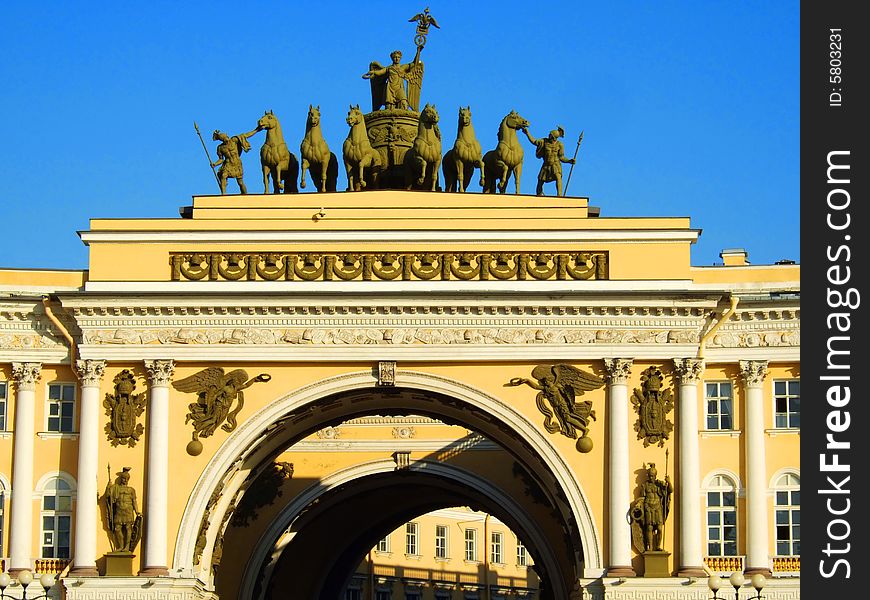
403, 103, 442, 191
256, 111, 299, 194
483, 110, 530, 194
300, 105, 338, 192
442, 106, 484, 192
342, 104, 383, 191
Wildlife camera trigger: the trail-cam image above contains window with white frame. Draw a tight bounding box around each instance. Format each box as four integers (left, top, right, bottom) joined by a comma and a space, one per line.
377, 534, 391, 553
0, 381, 7, 431
464, 528, 477, 561
774, 380, 800, 429
705, 381, 733, 430
405, 522, 419, 555
435, 524, 449, 559
774, 473, 800, 556
516, 537, 528, 566
706, 474, 738, 556
41, 476, 74, 558
47, 383, 76, 432
491, 531, 504, 564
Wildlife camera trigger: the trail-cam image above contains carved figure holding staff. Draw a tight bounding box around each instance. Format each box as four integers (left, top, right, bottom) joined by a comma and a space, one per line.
630, 461, 673, 552
211, 127, 259, 195
522, 125, 575, 196
104, 466, 142, 553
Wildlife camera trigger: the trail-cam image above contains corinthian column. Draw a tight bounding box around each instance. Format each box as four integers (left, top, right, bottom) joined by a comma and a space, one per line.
71, 359, 107, 576
603, 358, 635, 576
673, 358, 706, 576
9, 362, 42, 573
740, 360, 772, 576
141, 359, 174, 576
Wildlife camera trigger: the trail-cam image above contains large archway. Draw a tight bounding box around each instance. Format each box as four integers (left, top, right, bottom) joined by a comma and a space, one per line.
173, 370, 604, 598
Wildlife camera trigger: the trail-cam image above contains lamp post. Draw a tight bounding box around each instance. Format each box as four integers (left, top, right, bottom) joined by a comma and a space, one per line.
708, 572, 766, 600
0, 570, 56, 600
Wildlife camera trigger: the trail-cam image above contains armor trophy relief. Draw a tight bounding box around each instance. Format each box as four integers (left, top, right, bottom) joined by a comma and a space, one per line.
194, 7, 584, 196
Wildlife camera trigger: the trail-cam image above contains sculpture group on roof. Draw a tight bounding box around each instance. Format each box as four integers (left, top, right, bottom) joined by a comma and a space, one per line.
195, 8, 582, 197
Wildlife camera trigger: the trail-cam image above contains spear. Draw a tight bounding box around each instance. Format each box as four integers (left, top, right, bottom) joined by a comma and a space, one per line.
194, 121, 221, 190
661, 448, 670, 548
562, 130, 584, 197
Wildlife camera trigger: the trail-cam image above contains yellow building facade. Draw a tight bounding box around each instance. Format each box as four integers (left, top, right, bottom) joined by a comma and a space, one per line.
0, 192, 799, 599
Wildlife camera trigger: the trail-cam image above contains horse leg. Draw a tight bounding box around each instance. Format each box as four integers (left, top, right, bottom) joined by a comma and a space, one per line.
498, 161, 509, 194
514, 162, 522, 194
431, 157, 441, 191
300, 159, 309, 189
344, 160, 354, 192
320, 157, 328, 192
276, 165, 284, 193
477, 159, 485, 189
416, 156, 426, 186
358, 159, 366, 191
262, 166, 270, 194
456, 158, 464, 192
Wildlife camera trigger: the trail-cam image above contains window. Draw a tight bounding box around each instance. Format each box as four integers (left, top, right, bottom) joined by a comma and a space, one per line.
516, 537, 528, 566
0, 381, 7, 430
774, 380, 800, 428
376, 591, 391, 600
435, 524, 449, 559
377, 534, 391, 553
706, 474, 738, 556
705, 381, 733, 430
434, 591, 451, 600
47, 383, 76, 432
405, 522, 419, 555
774, 473, 800, 556
491, 531, 504, 564
345, 589, 362, 600
464, 528, 477, 561
41, 476, 73, 558
405, 591, 422, 600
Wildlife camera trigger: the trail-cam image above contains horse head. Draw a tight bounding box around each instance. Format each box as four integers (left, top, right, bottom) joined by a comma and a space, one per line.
346, 104, 363, 126
307, 104, 321, 128
258, 110, 279, 131
504, 110, 530, 131
458, 106, 472, 127
420, 103, 439, 125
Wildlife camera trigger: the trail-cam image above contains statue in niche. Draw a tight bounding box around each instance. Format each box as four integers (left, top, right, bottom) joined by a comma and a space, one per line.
506, 364, 604, 453
104, 369, 146, 447
631, 366, 674, 447
630, 462, 673, 552
172, 367, 271, 455
104, 466, 142, 553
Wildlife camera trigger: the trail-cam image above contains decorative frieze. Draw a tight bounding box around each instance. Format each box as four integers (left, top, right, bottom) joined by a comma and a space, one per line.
170, 251, 609, 282
83, 327, 702, 346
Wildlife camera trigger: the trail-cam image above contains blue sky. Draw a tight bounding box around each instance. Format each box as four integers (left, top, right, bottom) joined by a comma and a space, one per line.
0, 1, 799, 270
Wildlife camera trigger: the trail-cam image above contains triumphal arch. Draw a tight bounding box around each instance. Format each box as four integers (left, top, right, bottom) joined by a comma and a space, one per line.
0, 9, 799, 600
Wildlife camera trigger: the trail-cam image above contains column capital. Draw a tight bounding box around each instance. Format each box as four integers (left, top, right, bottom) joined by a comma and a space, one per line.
11, 362, 42, 391
144, 359, 175, 387
673, 358, 704, 384
739, 360, 769, 388
603, 358, 633, 384
75, 359, 107, 387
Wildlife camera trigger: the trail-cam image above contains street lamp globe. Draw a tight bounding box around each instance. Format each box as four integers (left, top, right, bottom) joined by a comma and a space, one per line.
708, 575, 723, 593
16, 571, 33, 587
750, 573, 766, 592
39, 574, 55, 590
729, 571, 745, 590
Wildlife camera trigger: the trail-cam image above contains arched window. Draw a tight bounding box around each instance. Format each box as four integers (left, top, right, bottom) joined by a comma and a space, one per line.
705, 474, 738, 557
40, 476, 74, 559
773, 473, 800, 556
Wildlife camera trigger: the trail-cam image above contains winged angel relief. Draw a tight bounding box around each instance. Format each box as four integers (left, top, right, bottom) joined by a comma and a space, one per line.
172, 367, 271, 455
507, 364, 604, 453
